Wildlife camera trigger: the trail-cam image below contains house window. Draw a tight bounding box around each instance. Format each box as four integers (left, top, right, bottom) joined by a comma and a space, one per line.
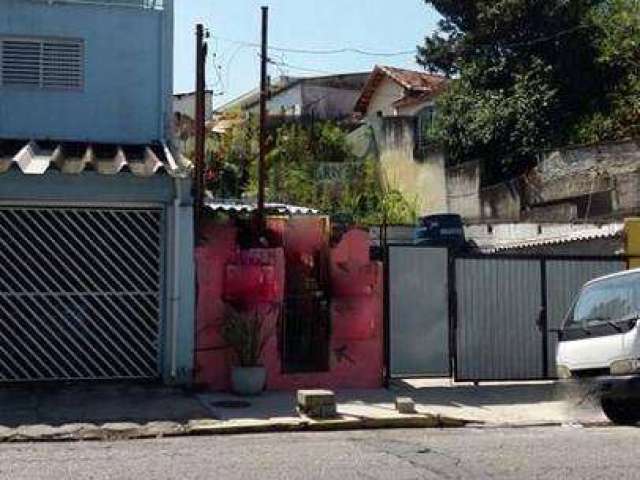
0, 37, 84, 90
415, 106, 436, 153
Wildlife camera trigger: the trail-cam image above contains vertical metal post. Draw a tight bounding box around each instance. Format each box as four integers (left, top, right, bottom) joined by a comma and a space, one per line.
382, 242, 391, 389
257, 6, 269, 233
194, 23, 207, 238
540, 259, 549, 378
448, 251, 458, 379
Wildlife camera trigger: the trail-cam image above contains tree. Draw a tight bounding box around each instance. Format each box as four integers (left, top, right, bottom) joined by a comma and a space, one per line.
575, 0, 640, 141
417, 0, 637, 172
213, 120, 418, 225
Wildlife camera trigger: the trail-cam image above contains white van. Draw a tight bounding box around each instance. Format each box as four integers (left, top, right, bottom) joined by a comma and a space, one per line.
556, 269, 640, 425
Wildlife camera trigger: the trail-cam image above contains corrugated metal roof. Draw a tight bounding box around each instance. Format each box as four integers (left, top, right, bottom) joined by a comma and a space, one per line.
490, 223, 623, 252
0, 140, 188, 178
206, 199, 318, 215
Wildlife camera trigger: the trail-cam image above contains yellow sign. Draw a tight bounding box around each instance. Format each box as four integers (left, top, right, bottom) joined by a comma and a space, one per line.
624, 218, 640, 269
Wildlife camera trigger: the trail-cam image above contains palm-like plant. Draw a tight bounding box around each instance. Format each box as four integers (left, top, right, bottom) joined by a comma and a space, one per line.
221, 306, 269, 367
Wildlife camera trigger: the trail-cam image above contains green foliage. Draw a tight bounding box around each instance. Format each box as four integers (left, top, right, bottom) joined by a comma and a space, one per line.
221, 306, 268, 368
576, 0, 640, 141
213, 120, 418, 225
418, 0, 639, 167
329, 159, 419, 225
315, 122, 356, 163
265, 124, 315, 205
435, 58, 557, 174
208, 114, 259, 197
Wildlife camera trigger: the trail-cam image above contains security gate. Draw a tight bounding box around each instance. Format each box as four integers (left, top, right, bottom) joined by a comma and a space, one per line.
385, 246, 629, 383
453, 255, 627, 381
0, 207, 164, 382
454, 257, 545, 381
387, 246, 450, 378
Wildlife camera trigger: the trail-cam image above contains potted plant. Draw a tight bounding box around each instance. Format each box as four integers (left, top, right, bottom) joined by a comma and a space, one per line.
221, 306, 269, 396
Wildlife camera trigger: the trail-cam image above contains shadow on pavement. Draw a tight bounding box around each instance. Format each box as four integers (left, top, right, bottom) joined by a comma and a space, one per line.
0, 383, 213, 428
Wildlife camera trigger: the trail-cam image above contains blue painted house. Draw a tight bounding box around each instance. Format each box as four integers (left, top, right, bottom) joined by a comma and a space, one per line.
0, 0, 195, 386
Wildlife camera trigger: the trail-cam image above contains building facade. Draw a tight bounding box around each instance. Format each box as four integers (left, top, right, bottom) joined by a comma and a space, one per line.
0, 0, 195, 386
352, 65, 449, 216
0, 0, 174, 144
214, 73, 370, 122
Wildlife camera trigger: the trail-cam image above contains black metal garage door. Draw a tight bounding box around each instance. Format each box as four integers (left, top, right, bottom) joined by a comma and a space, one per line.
0, 207, 163, 382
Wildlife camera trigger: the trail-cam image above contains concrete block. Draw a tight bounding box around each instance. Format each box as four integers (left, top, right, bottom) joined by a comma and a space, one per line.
395, 397, 416, 414
297, 390, 337, 418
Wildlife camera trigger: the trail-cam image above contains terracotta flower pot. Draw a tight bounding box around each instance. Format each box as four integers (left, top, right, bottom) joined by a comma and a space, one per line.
231, 366, 266, 396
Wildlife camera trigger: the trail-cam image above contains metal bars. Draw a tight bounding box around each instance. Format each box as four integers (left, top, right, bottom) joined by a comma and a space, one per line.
0, 207, 163, 382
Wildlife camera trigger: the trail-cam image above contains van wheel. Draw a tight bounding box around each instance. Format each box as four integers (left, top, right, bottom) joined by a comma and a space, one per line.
601, 398, 640, 425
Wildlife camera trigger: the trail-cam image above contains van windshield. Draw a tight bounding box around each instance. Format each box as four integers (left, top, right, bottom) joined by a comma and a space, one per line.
566, 274, 640, 329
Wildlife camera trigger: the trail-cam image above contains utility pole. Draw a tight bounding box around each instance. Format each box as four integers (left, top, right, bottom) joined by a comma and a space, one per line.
194, 23, 207, 238
257, 6, 269, 234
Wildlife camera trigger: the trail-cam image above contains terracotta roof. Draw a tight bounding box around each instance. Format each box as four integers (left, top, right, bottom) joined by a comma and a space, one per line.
355, 65, 448, 114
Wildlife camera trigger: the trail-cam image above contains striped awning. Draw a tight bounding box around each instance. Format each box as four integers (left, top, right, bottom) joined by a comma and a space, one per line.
0, 140, 189, 178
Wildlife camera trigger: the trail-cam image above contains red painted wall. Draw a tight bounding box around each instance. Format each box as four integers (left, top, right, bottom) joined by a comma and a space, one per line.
194, 218, 383, 391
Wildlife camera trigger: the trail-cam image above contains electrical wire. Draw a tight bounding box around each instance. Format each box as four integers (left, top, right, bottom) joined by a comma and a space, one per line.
213, 25, 591, 60
267, 58, 334, 75
212, 35, 416, 57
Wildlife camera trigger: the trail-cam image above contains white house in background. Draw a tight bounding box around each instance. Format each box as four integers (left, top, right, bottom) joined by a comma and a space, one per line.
354, 64, 448, 136
214, 72, 370, 122
173, 90, 214, 120
350, 65, 450, 216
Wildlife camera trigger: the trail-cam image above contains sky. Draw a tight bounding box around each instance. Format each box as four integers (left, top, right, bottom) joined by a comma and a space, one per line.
173, 0, 442, 106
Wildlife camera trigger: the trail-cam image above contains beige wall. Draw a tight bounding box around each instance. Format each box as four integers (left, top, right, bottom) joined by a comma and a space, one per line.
365, 78, 405, 118
397, 100, 435, 117
370, 117, 448, 216
446, 161, 481, 220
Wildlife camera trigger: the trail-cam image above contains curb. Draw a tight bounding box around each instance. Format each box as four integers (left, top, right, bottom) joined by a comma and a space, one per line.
0, 413, 470, 444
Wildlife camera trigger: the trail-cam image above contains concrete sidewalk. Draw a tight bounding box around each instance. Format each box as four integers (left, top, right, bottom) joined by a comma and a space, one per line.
0, 380, 606, 442
200, 379, 605, 428
390, 379, 606, 426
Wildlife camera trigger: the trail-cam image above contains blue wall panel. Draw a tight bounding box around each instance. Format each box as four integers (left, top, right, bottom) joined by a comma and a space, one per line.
0, 0, 173, 144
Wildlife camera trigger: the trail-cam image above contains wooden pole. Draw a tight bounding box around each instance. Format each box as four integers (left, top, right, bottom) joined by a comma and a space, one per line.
257, 6, 269, 234
194, 23, 207, 237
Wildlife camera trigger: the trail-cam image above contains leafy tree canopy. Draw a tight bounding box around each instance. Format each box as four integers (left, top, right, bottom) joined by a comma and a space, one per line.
418, 0, 639, 173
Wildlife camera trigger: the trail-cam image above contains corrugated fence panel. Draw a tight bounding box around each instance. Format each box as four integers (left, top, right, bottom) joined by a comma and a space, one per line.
545, 259, 626, 376
389, 247, 450, 377
456, 258, 543, 381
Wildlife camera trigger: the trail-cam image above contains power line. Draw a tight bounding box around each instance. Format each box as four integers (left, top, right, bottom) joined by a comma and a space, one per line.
212, 35, 416, 57
214, 24, 590, 61
267, 58, 334, 75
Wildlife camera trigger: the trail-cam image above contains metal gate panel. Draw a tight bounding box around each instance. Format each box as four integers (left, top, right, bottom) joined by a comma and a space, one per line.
389, 246, 450, 378
545, 259, 626, 376
455, 258, 544, 381
0, 207, 163, 382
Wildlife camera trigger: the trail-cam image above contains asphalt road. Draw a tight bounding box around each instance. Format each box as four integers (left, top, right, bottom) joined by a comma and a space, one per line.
1, 427, 640, 480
